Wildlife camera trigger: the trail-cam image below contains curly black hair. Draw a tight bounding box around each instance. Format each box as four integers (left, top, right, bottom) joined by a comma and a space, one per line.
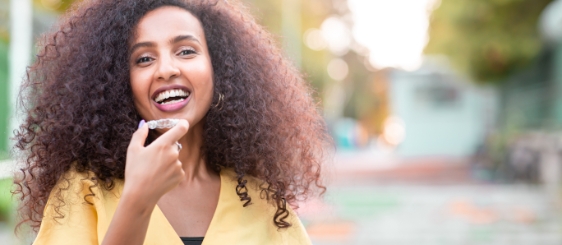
14, 0, 331, 232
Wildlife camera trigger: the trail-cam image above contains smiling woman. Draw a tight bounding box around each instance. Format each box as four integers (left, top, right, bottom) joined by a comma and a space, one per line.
130, 7, 214, 127
13, 1, 331, 245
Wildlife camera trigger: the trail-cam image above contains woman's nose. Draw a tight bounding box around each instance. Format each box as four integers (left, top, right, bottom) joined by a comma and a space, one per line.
155, 55, 180, 80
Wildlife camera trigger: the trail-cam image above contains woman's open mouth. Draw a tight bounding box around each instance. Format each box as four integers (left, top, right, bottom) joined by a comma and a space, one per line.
152, 86, 191, 112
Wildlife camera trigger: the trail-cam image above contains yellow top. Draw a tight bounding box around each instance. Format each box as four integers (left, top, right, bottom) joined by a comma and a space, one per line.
34, 168, 311, 245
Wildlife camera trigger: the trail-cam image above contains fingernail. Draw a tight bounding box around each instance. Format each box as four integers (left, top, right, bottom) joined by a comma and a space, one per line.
138, 119, 145, 129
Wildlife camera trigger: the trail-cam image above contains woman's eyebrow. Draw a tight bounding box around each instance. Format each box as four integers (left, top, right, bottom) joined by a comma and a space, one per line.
129, 35, 201, 55
170, 34, 201, 45
129, 42, 155, 55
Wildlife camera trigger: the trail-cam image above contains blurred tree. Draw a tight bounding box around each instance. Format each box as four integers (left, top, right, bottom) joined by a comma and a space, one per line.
244, 0, 332, 94
425, 0, 553, 83
33, 0, 75, 12
359, 69, 390, 136
245, 0, 390, 137
341, 54, 388, 135
0, 0, 8, 42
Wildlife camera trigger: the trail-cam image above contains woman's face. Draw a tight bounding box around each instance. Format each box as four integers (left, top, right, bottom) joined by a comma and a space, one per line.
129, 6, 213, 131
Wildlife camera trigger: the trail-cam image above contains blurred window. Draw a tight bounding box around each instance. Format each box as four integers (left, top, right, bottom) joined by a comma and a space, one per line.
415, 84, 460, 109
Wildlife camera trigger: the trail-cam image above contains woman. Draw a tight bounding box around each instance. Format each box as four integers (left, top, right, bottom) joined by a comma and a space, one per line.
13, 0, 331, 244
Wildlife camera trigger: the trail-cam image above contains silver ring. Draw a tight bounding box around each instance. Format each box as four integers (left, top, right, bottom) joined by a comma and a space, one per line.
175, 142, 182, 151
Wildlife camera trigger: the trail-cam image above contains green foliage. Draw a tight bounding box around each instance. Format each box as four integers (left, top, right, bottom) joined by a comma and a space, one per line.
243, 0, 332, 93
0, 178, 13, 222
0, 152, 8, 161
0, 41, 8, 155
425, 0, 552, 83
33, 0, 77, 13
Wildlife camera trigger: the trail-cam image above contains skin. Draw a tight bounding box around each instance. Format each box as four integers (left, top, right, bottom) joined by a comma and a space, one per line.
102, 6, 220, 245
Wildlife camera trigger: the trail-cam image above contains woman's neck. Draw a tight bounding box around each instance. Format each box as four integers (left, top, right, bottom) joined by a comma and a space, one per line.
148, 120, 213, 183
176, 121, 214, 183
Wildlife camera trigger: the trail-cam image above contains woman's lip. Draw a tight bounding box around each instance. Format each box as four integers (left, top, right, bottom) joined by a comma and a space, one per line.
151, 84, 191, 100
153, 96, 191, 112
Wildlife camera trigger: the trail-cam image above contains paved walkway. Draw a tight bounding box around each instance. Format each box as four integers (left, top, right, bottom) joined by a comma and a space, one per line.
297, 151, 562, 245
299, 184, 562, 245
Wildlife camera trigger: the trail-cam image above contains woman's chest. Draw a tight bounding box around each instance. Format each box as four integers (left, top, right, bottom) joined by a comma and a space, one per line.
157, 185, 220, 237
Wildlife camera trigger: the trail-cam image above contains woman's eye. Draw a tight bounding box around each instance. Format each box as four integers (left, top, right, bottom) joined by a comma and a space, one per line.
179, 49, 196, 56
136, 56, 152, 64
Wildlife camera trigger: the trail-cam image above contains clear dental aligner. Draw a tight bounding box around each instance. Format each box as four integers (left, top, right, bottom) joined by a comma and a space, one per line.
146, 119, 180, 129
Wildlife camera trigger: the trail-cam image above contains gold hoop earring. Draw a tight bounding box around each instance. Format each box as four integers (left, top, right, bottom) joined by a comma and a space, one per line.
213, 93, 224, 110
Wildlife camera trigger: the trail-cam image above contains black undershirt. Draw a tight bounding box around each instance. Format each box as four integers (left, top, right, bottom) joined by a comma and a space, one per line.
180, 237, 204, 245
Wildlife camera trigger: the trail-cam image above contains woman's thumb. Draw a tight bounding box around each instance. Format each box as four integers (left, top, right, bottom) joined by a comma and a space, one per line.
130, 120, 149, 149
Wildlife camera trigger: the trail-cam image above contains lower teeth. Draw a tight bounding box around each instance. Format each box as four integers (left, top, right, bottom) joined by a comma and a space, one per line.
160, 98, 185, 105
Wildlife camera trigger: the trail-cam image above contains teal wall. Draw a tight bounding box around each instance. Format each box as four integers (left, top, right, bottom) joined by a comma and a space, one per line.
389, 70, 492, 157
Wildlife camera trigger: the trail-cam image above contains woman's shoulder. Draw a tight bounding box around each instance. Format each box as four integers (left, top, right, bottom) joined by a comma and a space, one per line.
216, 168, 311, 244
35, 168, 115, 244
219, 168, 265, 199
219, 168, 291, 208
49, 169, 98, 200
46, 168, 122, 209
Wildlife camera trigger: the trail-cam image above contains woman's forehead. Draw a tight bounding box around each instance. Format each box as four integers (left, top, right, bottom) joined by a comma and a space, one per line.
132, 6, 205, 44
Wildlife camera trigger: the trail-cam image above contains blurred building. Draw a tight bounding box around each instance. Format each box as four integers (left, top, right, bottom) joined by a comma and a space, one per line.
389, 59, 496, 157
389, 58, 497, 157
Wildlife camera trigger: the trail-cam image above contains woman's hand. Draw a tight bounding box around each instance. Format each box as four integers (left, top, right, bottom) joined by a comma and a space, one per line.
123, 119, 190, 206
101, 120, 188, 245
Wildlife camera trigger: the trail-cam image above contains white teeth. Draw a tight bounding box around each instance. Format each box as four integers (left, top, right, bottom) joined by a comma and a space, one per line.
160, 98, 185, 105
154, 89, 190, 103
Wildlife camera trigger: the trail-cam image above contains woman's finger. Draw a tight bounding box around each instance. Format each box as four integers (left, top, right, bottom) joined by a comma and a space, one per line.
153, 119, 189, 145
129, 120, 149, 150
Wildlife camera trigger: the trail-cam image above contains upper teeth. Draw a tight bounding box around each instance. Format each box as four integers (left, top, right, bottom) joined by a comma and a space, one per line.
155, 89, 189, 103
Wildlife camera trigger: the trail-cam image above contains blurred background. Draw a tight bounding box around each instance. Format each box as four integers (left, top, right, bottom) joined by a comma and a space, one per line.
2, 0, 562, 244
